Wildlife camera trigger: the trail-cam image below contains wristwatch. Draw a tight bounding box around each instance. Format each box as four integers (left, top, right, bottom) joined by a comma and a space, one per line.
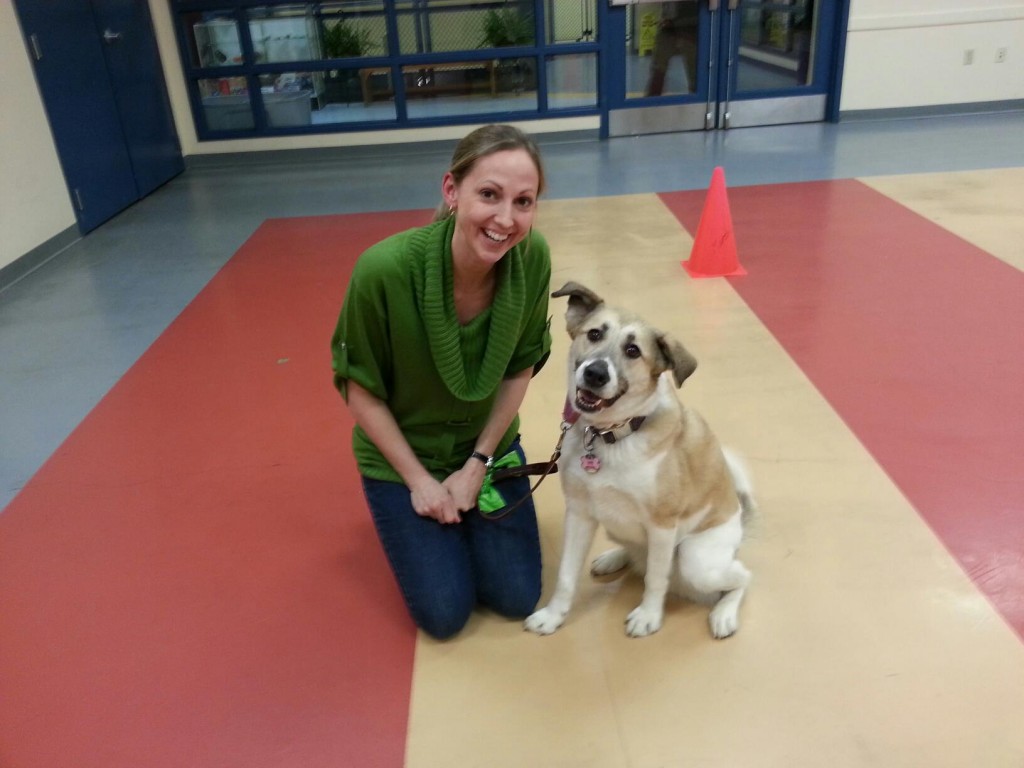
470, 450, 494, 469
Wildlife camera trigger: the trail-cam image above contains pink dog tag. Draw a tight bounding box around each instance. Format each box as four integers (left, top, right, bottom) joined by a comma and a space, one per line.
580, 453, 602, 473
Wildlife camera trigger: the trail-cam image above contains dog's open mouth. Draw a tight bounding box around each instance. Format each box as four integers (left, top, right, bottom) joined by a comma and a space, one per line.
575, 388, 622, 413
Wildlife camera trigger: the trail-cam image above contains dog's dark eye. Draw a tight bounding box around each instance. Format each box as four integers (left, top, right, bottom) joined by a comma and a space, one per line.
624, 343, 642, 359
587, 328, 603, 342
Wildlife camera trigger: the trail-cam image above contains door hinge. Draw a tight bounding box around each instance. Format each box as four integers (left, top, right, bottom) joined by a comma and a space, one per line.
29, 34, 43, 61
73, 189, 84, 211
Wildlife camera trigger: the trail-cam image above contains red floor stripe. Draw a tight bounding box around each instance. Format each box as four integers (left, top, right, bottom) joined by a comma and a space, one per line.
661, 181, 1024, 641
0, 211, 431, 768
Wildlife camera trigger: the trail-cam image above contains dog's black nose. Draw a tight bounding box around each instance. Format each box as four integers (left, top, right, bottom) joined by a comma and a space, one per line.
582, 360, 609, 389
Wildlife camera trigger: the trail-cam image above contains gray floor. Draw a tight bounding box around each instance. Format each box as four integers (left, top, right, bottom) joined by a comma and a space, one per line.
2, 111, 1023, 509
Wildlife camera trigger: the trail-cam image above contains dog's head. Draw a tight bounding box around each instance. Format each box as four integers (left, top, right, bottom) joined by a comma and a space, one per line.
551, 281, 697, 420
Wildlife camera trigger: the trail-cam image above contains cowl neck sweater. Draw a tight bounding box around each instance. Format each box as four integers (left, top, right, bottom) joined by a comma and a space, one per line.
409, 216, 526, 402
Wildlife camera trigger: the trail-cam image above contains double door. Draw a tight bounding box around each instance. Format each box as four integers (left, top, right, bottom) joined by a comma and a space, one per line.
15, 0, 184, 233
606, 0, 837, 136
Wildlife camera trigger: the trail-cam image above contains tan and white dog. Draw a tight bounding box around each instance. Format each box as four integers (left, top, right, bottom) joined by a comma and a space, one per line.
525, 282, 755, 639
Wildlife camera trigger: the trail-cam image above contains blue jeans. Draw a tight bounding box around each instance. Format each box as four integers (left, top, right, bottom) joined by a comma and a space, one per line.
361, 440, 542, 640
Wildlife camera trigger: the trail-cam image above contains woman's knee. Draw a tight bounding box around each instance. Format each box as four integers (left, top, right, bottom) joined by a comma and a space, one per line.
411, 593, 475, 640
487, 592, 540, 621
479, 565, 544, 618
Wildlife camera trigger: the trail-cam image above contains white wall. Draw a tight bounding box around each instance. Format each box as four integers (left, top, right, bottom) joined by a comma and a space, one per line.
0, 2, 76, 272
840, 1, 1024, 111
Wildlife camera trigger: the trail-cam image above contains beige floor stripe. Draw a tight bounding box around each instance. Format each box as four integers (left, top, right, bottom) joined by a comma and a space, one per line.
861, 168, 1024, 272
404, 193, 1024, 767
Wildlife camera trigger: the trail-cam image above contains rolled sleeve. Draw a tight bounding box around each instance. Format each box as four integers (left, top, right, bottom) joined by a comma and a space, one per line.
331, 253, 393, 401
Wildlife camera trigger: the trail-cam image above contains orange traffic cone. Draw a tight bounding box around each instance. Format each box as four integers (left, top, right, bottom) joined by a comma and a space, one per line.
682, 166, 746, 278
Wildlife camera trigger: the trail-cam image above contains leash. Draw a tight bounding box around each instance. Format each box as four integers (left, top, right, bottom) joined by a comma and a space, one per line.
478, 403, 578, 520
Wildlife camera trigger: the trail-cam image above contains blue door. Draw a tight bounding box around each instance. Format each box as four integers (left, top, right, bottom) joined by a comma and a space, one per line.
14, 0, 183, 233
92, 0, 185, 198
605, 0, 843, 136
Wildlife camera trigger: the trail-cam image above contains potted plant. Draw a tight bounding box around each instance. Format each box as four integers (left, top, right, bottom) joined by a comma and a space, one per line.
323, 17, 376, 58
480, 5, 534, 48
321, 17, 377, 103
480, 4, 535, 93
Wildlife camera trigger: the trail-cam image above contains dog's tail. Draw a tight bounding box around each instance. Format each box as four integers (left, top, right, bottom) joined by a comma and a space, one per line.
722, 447, 757, 524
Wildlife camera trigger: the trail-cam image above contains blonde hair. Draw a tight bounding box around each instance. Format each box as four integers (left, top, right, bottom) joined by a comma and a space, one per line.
432, 124, 546, 222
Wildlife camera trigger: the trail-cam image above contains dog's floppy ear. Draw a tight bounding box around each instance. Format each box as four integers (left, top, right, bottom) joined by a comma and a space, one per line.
655, 334, 698, 387
551, 281, 604, 335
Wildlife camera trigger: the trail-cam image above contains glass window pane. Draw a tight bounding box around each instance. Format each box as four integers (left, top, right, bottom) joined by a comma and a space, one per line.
627, 1, 697, 98
247, 6, 322, 63
256, 73, 315, 126
404, 56, 537, 120
319, 68, 398, 124
479, 1, 535, 48
395, 0, 533, 55
320, 2, 389, 59
545, 53, 596, 109
548, 0, 597, 44
188, 13, 244, 68
736, 0, 815, 92
198, 77, 253, 131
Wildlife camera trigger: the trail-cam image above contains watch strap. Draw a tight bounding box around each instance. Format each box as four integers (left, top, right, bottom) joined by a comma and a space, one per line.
470, 450, 494, 469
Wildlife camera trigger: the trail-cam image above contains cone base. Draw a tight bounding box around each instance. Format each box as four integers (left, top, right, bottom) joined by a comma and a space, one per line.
682, 260, 748, 278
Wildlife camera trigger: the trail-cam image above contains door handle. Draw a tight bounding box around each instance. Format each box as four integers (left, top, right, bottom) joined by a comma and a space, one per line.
102, 29, 122, 43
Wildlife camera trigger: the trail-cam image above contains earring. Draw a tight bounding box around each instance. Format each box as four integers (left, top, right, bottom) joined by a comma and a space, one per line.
448, 205, 456, 217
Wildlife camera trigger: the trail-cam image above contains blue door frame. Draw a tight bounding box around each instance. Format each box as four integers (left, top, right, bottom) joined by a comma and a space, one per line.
599, 0, 849, 137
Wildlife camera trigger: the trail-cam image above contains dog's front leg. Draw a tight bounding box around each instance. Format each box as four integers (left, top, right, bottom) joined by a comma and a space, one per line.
625, 525, 676, 637
524, 511, 598, 635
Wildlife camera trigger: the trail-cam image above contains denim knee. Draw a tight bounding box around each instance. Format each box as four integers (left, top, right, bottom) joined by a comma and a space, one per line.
411, 596, 475, 641
481, 581, 541, 620
362, 476, 478, 640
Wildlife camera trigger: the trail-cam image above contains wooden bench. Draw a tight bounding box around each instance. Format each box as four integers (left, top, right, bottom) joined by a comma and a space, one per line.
359, 61, 497, 105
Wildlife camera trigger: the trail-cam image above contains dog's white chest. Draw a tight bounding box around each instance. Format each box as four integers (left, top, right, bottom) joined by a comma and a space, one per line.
562, 436, 664, 543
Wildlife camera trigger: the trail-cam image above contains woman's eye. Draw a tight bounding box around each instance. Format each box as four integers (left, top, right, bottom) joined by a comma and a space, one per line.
481, 189, 495, 199
516, 196, 534, 209
624, 344, 641, 359
587, 328, 603, 342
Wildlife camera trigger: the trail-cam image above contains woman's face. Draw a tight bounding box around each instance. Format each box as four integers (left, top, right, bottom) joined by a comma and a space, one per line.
443, 148, 540, 271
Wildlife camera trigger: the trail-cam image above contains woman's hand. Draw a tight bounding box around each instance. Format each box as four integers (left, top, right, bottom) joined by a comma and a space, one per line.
409, 475, 461, 524
442, 460, 488, 514
346, 382, 463, 524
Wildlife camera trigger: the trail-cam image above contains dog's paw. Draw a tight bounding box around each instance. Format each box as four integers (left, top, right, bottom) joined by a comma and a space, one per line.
625, 605, 663, 637
524, 606, 567, 636
590, 548, 630, 577
708, 603, 739, 639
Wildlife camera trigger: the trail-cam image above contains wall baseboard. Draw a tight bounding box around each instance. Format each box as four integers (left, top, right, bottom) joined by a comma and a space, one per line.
840, 100, 1024, 122
184, 129, 601, 170
0, 226, 81, 294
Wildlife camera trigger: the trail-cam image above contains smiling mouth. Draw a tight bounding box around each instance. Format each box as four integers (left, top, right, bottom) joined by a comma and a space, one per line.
575, 388, 622, 413
484, 229, 509, 243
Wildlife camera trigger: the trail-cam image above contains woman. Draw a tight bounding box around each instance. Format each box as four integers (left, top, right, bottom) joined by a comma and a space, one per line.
331, 124, 552, 640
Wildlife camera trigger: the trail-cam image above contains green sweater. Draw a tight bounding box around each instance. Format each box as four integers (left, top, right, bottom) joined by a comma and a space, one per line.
331, 216, 552, 483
